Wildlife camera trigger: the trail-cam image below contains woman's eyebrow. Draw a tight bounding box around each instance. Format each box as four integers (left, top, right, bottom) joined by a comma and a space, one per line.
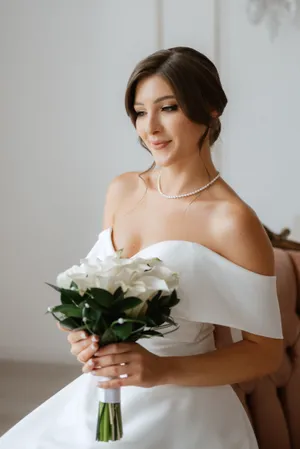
134, 95, 176, 106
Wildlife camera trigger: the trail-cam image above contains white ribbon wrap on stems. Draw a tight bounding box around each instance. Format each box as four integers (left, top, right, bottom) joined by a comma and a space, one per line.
91, 374, 121, 403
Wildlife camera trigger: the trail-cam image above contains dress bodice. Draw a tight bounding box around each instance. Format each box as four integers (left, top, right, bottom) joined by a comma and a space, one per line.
84, 228, 283, 357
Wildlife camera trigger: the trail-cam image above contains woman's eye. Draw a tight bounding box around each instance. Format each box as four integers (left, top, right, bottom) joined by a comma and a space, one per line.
162, 105, 178, 112
135, 105, 178, 117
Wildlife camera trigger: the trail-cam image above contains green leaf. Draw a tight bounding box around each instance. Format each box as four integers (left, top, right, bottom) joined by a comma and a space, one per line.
131, 329, 164, 340
143, 316, 157, 327
45, 283, 86, 306
160, 290, 180, 308
112, 297, 142, 312
125, 333, 143, 342
89, 288, 114, 308
101, 328, 118, 345
45, 282, 62, 293
113, 287, 125, 301
117, 317, 147, 325
161, 315, 177, 326
131, 323, 146, 334
91, 310, 103, 334
50, 304, 82, 318
142, 329, 164, 337
59, 317, 81, 330
145, 297, 166, 325
85, 297, 106, 311
61, 289, 84, 306
150, 290, 162, 304
147, 310, 165, 326
47, 309, 88, 331
161, 306, 171, 317
78, 300, 87, 309
72, 324, 90, 331
82, 305, 98, 322
113, 322, 133, 340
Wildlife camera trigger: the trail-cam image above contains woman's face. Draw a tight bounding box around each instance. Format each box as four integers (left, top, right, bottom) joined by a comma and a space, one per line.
134, 75, 206, 167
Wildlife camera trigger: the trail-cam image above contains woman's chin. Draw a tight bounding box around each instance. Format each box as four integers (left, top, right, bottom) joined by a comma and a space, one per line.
152, 153, 175, 168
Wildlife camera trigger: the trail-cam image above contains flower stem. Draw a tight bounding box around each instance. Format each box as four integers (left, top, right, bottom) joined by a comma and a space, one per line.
96, 402, 123, 441
103, 404, 109, 441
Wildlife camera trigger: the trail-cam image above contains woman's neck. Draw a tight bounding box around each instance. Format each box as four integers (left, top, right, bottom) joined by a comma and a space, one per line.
157, 153, 219, 198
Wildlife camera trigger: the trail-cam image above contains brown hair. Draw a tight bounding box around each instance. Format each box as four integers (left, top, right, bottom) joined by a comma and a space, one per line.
125, 46, 228, 154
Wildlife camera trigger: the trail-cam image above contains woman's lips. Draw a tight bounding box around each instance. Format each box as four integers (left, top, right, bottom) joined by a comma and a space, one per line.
149, 140, 171, 149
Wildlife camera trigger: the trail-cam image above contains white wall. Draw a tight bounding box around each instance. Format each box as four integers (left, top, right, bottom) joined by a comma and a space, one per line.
1, 0, 299, 363
0, 0, 157, 363
219, 0, 300, 240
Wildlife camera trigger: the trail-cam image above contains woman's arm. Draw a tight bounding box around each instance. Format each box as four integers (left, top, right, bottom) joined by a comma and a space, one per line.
161, 334, 283, 387
162, 203, 283, 387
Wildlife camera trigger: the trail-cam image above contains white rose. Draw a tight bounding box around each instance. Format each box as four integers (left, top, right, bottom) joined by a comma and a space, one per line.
114, 259, 179, 319
56, 252, 179, 318
56, 261, 98, 292
56, 271, 73, 289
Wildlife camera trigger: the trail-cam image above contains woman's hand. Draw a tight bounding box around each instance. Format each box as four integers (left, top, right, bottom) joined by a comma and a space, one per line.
57, 322, 99, 364
82, 342, 168, 389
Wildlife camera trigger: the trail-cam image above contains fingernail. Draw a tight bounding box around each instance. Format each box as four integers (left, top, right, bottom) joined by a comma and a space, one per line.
81, 333, 87, 339
91, 335, 99, 342
88, 359, 94, 366
91, 343, 98, 350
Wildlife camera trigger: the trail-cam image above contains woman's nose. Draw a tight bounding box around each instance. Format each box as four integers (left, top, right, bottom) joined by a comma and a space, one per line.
145, 115, 161, 135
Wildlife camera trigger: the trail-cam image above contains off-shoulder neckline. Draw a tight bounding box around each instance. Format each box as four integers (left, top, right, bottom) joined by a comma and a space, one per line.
99, 227, 276, 280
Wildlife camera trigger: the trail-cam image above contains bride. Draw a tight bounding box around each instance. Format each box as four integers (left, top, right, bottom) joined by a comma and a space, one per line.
0, 46, 283, 448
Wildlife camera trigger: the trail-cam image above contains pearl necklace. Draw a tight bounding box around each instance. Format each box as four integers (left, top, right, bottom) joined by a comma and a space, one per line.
157, 172, 220, 199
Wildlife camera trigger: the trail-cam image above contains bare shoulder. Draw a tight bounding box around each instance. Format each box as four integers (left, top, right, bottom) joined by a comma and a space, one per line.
210, 200, 275, 276
102, 172, 141, 229
107, 171, 140, 195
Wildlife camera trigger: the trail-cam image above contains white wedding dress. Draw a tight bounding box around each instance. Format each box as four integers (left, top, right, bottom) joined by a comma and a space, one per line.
0, 227, 283, 449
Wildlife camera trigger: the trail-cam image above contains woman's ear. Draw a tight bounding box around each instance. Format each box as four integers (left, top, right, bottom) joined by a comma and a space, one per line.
210, 110, 219, 119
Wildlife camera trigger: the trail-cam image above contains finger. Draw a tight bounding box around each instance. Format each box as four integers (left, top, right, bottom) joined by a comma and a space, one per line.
94, 353, 131, 368
97, 375, 134, 389
82, 353, 129, 374
67, 330, 90, 345
70, 337, 94, 357
82, 359, 96, 373
82, 354, 102, 373
57, 322, 70, 332
94, 342, 133, 357
91, 363, 130, 378
76, 341, 99, 364
82, 358, 95, 373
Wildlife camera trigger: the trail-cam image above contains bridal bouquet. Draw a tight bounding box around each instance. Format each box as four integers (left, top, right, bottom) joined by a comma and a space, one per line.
46, 249, 180, 443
